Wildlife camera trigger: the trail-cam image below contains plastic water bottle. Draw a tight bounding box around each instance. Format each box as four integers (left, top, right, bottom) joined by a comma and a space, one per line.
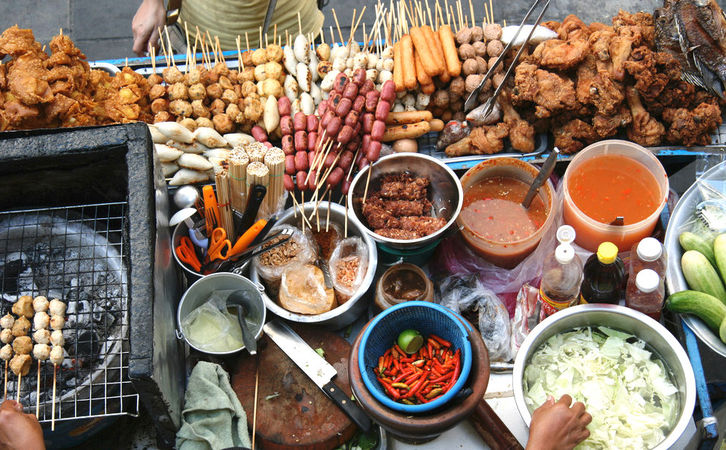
540, 226, 583, 314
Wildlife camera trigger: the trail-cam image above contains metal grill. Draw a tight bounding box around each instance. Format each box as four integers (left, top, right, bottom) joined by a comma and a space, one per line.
0, 202, 138, 423
709, 121, 726, 147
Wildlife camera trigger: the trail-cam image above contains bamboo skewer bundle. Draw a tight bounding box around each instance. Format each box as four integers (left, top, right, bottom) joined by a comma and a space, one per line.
246, 163, 270, 215
215, 170, 235, 239
263, 148, 285, 216
229, 148, 250, 213
247, 142, 268, 164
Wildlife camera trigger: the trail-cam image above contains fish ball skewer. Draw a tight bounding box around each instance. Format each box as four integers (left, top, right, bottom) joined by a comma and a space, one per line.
33, 312, 49, 331
12, 336, 32, 355
49, 299, 66, 317
49, 346, 63, 367
0, 329, 13, 344
50, 316, 65, 331
12, 296, 34, 318
0, 314, 14, 329
50, 331, 64, 347
33, 329, 50, 345
11, 317, 30, 337
33, 296, 49, 313
33, 344, 50, 361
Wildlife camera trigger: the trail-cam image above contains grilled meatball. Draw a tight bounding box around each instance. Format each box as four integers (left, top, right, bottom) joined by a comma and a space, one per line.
12, 296, 34, 318
0, 329, 13, 344
49, 346, 64, 366
33, 297, 49, 313
0, 314, 14, 329
9, 354, 31, 376
0, 344, 12, 361
11, 317, 30, 337
34, 312, 49, 330
33, 329, 50, 345
12, 336, 32, 355
50, 330, 64, 347
49, 299, 67, 317
33, 344, 50, 361
50, 316, 65, 331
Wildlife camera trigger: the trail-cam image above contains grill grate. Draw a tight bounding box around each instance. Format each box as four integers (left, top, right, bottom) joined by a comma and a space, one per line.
0, 202, 138, 423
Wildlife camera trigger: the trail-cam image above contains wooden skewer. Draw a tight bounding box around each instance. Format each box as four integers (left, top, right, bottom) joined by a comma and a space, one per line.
245, 32, 251, 53
16, 372, 21, 403
291, 194, 312, 229
184, 22, 191, 70
469, 0, 476, 28
251, 360, 259, 450
344, 196, 349, 238
326, 191, 332, 232
331, 9, 345, 44
273, 24, 277, 44
236, 36, 244, 70
157, 27, 169, 66
316, 199, 321, 232
36, 361, 40, 418
483, 3, 489, 25
503, 19, 507, 27
216, 36, 226, 64
164, 26, 176, 68
3, 361, 7, 401
489, 0, 494, 25
51, 364, 57, 431
297, 12, 303, 36
362, 162, 373, 204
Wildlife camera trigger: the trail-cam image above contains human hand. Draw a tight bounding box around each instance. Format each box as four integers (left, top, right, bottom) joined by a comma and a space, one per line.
0, 400, 44, 450
526, 395, 591, 450
132, 0, 166, 56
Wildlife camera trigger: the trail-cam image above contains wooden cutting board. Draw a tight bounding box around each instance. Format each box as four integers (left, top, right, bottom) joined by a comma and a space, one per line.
231, 325, 357, 450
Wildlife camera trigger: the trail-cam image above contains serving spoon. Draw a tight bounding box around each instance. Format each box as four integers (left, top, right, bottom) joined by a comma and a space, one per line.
522, 148, 559, 209
226, 290, 259, 355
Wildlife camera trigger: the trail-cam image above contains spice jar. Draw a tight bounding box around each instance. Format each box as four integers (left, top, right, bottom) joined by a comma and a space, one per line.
375, 263, 434, 310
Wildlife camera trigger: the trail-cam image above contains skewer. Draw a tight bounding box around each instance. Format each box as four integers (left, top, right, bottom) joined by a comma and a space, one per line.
157, 27, 169, 67
273, 24, 277, 44
297, 12, 303, 36
489, 0, 494, 24
291, 194, 312, 229
351, 7, 367, 46
483, 3, 489, 25
259, 26, 263, 52
331, 9, 345, 44
16, 372, 21, 403
316, 200, 320, 232
35, 361, 40, 418
301, 192, 306, 234
216, 36, 226, 64
184, 22, 191, 70
3, 361, 7, 401
245, 32, 251, 54
164, 26, 176, 68
503, 19, 507, 27
252, 360, 259, 450
362, 162, 373, 204
236, 36, 244, 70
326, 191, 332, 232
51, 364, 57, 431
329, 26, 336, 46
344, 196, 349, 238
347, 9, 357, 47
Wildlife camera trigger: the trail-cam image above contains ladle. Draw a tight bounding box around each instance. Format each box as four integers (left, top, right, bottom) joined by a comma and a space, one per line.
522, 148, 559, 209
226, 290, 259, 355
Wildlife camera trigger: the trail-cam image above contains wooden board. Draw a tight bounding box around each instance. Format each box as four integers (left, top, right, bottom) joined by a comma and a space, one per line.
231, 325, 357, 450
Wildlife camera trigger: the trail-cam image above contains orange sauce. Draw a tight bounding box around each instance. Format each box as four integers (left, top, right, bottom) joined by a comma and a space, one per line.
568, 155, 661, 225
461, 176, 548, 243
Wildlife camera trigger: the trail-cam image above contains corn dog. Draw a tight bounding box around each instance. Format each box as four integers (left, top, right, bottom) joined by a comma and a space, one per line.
424, 26, 446, 73
438, 25, 462, 77
409, 27, 442, 77
385, 110, 434, 125
382, 121, 432, 142
414, 51, 433, 86
393, 42, 405, 92
400, 35, 418, 91
432, 32, 451, 83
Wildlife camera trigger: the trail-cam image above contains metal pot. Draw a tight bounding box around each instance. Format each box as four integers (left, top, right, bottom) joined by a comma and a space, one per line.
513, 304, 695, 450
249, 201, 378, 329
171, 219, 250, 280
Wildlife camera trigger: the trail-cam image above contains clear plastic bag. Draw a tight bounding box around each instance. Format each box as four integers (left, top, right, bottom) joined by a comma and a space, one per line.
181, 290, 243, 352
279, 263, 336, 315
310, 222, 342, 261
435, 274, 512, 362
511, 283, 544, 358
329, 237, 368, 304
253, 225, 317, 295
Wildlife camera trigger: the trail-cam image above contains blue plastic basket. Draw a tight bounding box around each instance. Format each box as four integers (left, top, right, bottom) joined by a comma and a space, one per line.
358, 301, 473, 413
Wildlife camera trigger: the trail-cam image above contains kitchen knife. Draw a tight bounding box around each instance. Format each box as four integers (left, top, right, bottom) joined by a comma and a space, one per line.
263, 320, 372, 432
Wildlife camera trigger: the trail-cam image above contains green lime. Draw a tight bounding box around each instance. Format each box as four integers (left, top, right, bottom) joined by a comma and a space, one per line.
397, 329, 423, 354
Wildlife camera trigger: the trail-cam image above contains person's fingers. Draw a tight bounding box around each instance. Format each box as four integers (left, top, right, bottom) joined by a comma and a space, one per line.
545, 394, 555, 405
1, 399, 21, 413
571, 401, 586, 416
574, 428, 590, 444
580, 412, 592, 426
557, 394, 573, 406
148, 28, 160, 54
133, 27, 152, 56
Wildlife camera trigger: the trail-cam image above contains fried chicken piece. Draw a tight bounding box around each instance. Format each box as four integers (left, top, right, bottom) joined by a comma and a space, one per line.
0, 26, 44, 57
558, 15, 590, 41
576, 55, 624, 115
588, 28, 615, 62
469, 123, 510, 154
592, 104, 632, 138
0, 64, 6, 90
663, 102, 722, 146
49, 34, 84, 57
553, 119, 598, 154
532, 39, 589, 70
613, 10, 655, 48
625, 86, 664, 147
623, 46, 670, 102
646, 79, 696, 116
3, 100, 40, 126
362, 197, 400, 230
500, 89, 535, 152
378, 174, 429, 201
7, 54, 53, 105
512, 63, 577, 118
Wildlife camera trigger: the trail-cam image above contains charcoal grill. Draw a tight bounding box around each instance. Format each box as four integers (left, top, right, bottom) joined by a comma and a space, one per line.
0, 124, 183, 447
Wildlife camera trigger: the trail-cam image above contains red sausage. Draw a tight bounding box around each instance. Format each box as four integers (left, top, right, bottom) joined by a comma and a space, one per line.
333, 73, 348, 93
307, 131, 318, 151
352, 121, 362, 137
335, 97, 353, 117
306, 115, 319, 132
251, 125, 267, 142
308, 150, 316, 166
280, 115, 294, 136
320, 110, 335, 128
380, 80, 396, 103
328, 91, 341, 106
375, 100, 391, 121
358, 157, 370, 168
361, 134, 371, 153
296, 170, 307, 190
346, 138, 359, 152
341, 176, 351, 195
294, 130, 308, 152
343, 82, 358, 100
317, 99, 328, 116
365, 90, 379, 112
345, 110, 360, 127
336, 125, 355, 145
284, 174, 295, 191
278, 97, 291, 116
359, 79, 375, 96
324, 151, 337, 168
295, 151, 309, 171
326, 116, 342, 137
285, 155, 296, 175
339, 150, 354, 171
353, 94, 366, 113
371, 120, 386, 141
281, 135, 294, 155
362, 113, 374, 134
293, 112, 307, 132
307, 170, 317, 190
327, 167, 345, 187
263, 141, 273, 149
353, 68, 367, 85
366, 141, 382, 162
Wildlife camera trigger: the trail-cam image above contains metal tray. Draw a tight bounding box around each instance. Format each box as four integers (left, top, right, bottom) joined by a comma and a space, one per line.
664, 160, 726, 358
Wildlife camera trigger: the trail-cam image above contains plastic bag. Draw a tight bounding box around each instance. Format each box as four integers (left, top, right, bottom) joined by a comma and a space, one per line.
310, 222, 342, 261
181, 290, 243, 352
329, 237, 368, 304
253, 225, 317, 295
279, 263, 336, 315
511, 283, 544, 358
436, 274, 512, 362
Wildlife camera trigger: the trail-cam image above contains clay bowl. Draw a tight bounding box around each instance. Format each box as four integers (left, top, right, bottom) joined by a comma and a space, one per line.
349, 315, 490, 443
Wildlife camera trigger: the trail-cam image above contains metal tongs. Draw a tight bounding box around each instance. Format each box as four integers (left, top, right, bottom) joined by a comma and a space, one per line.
464, 0, 553, 113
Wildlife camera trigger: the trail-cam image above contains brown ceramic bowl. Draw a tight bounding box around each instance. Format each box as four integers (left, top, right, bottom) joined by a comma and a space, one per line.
349, 316, 490, 442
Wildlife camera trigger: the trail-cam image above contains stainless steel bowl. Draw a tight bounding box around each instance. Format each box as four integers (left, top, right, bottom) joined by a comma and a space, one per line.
249, 201, 378, 329
347, 153, 463, 249
177, 272, 266, 355
171, 219, 250, 279
513, 304, 695, 450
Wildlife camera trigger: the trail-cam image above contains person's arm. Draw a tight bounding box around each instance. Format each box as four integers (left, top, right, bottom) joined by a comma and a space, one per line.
526, 395, 592, 450
132, 0, 167, 56
0, 400, 45, 450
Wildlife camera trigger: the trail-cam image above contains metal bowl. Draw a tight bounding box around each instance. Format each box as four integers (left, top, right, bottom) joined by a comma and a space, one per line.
347, 153, 463, 249
171, 219, 250, 280
513, 304, 695, 450
664, 160, 726, 358
249, 201, 377, 329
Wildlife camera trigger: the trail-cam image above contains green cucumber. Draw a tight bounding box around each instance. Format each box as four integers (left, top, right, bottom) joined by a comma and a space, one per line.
720, 317, 726, 344
679, 232, 717, 267
713, 234, 726, 283
681, 250, 726, 304
666, 290, 726, 332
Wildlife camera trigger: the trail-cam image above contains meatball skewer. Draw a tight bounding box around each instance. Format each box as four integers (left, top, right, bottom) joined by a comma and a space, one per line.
48, 298, 67, 431
0, 343, 12, 400
0, 313, 14, 401
33, 295, 52, 419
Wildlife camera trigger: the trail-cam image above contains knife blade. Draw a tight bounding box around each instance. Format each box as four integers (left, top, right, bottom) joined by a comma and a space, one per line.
263, 320, 372, 432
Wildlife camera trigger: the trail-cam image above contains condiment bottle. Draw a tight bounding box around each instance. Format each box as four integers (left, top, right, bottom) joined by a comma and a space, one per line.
626, 269, 665, 320
580, 242, 625, 304
540, 225, 583, 315
629, 237, 667, 279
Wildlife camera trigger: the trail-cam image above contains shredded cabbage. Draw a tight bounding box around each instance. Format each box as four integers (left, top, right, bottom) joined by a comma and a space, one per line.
523, 327, 679, 450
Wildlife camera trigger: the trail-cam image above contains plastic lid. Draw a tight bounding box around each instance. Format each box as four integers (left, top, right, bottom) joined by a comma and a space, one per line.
637, 237, 663, 262
635, 269, 660, 293
596, 242, 619, 264
556, 225, 576, 245
555, 244, 575, 264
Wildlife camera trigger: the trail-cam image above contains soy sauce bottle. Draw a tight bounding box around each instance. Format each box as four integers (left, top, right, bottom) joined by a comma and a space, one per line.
580, 242, 625, 304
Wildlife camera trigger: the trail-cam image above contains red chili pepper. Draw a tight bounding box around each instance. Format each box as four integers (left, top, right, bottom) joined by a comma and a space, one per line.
430, 334, 451, 348
382, 381, 401, 399
394, 344, 406, 357
393, 370, 414, 383
400, 356, 414, 363
428, 338, 441, 350
415, 392, 426, 404
446, 356, 461, 391
393, 358, 402, 373
430, 372, 454, 384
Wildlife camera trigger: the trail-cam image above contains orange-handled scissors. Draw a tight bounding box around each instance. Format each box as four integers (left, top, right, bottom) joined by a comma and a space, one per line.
207, 227, 232, 261
175, 236, 202, 272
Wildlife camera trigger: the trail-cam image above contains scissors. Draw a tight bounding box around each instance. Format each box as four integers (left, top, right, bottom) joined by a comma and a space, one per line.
207, 227, 232, 261
175, 236, 202, 272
